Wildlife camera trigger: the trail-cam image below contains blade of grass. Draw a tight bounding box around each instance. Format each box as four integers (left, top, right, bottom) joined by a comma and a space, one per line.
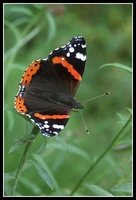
99, 63, 132, 73
4, 19, 20, 41
4, 26, 41, 60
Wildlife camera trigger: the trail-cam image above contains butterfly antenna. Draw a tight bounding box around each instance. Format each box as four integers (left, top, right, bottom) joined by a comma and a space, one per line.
79, 110, 89, 134
78, 92, 110, 134
82, 92, 110, 104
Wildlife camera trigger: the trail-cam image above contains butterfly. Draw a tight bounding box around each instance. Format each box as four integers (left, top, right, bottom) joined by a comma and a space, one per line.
14, 36, 86, 137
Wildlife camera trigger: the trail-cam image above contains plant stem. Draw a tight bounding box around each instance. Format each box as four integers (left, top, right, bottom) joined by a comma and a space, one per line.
11, 126, 39, 196
69, 115, 132, 196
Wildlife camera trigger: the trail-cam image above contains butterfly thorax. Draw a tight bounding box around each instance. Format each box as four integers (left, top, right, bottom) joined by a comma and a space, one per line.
52, 93, 83, 110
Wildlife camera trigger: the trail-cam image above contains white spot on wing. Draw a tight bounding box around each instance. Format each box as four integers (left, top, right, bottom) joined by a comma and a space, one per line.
53, 131, 58, 135
69, 47, 74, 52
81, 44, 86, 48
52, 124, 64, 130
76, 53, 86, 61
44, 124, 50, 128
66, 52, 70, 57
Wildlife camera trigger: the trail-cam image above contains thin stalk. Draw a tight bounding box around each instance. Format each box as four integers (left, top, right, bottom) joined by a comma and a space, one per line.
69, 115, 132, 196
11, 126, 39, 196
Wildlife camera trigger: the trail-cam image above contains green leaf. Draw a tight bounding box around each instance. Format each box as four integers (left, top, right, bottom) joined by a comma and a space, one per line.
84, 184, 114, 196
28, 159, 54, 190
111, 183, 132, 194
126, 107, 132, 115
36, 137, 47, 154
99, 63, 132, 73
68, 144, 92, 163
32, 154, 61, 194
46, 143, 91, 163
55, 135, 69, 153
4, 173, 15, 196
10, 6, 33, 16
4, 173, 15, 181
116, 112, 125, 121
26, 121, 33, 135
9, 134, 35, 153
4, 106, 33, 123
4, 183, 12, 196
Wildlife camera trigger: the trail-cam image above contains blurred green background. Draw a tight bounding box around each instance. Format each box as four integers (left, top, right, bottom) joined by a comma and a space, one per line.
4, 4, 132, 196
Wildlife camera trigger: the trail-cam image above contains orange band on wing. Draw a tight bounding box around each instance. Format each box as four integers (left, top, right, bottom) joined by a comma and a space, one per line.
14, 96, 27, 114
34, 113, 70, 120
21, 60, 41, 86
52, 56, 82, 81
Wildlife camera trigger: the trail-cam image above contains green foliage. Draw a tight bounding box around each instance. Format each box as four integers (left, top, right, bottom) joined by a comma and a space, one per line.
28, 159, 54, 190
111, 183, 132, 194
84, 184, 114, 196
4, 4, 132, 196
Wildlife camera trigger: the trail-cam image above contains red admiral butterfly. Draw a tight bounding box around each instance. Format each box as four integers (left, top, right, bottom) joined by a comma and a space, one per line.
14, 36, 86, 137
